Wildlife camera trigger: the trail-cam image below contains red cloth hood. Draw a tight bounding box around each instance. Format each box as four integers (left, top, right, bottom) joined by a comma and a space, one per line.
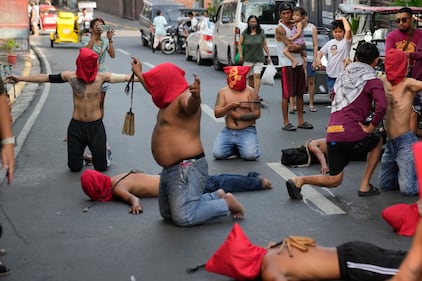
76, 48, 99, 83
80, 169, 113, 202
385, 48, 408, 86
382, 203, 419, 236
142, 63, 188, 108
205, 223, 267, 280
223, 65, 251, 91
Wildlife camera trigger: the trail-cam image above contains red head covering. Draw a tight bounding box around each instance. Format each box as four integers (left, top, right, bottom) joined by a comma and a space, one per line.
76, 48, 99, 83
142, 63, 188, 108
223, 66, 251, 91
80, 169, 113, 202
205, 223, 268, 280
385, 48, 408, 86
382, 203, 420, 236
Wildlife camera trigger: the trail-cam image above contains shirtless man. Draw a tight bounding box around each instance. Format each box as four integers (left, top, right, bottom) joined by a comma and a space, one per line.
80, 169, 271, 214
131, 59, 245, 226
378, 48, 422, 196
213, 65, 261, 161
5, 48, 135, 172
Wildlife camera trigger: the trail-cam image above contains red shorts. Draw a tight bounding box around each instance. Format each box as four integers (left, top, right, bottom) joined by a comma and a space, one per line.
280, 66, 306, 99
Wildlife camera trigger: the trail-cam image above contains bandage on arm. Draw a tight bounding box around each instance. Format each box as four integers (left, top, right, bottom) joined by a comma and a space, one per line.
109, 73, 127, 83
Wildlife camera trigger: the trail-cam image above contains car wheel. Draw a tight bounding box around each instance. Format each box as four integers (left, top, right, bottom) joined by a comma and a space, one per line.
196, 48, 204, 65
185, 44, 192, 61
141, 31, 148, 46
213, 47, 222, 71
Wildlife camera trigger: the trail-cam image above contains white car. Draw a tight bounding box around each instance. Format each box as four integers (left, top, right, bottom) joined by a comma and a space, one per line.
185, 16, 215, 65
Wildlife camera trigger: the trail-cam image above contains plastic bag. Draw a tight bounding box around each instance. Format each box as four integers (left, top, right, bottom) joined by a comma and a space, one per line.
261, 63, 277, 86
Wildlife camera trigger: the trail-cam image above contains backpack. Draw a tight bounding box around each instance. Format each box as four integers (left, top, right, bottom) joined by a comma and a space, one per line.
281, 140, 312, 168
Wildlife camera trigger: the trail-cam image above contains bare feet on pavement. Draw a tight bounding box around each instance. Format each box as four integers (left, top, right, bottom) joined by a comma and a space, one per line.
223, 192, 245, 219
259, 175, 272, 189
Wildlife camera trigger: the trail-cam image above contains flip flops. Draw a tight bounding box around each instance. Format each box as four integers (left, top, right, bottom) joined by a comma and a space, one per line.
286, 180, 303, 200
309, 107, 317, 112
282, 123, 297, 131
358, 184, 380, 197
297, 122, 313, 129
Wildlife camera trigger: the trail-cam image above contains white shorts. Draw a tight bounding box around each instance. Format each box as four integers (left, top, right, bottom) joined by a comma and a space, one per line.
243, 62, 264, 76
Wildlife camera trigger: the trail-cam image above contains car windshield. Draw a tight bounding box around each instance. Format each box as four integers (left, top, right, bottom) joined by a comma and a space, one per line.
241, 1, 280, 24
163, 8, 183, 22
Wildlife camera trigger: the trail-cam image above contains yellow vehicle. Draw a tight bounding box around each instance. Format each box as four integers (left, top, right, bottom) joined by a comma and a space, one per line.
49, 11, 80, 47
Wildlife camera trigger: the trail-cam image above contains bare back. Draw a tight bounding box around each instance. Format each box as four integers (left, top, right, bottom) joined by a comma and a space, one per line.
216, 86, 260, 129
151, 90, 203, 167
62, 71, 108, 122
384, 77, 422, 138
110, 173, 159, 198
261, 246, 340, 281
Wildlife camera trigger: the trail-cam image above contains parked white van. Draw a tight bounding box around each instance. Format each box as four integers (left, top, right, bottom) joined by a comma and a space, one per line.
212, 0, 296, 71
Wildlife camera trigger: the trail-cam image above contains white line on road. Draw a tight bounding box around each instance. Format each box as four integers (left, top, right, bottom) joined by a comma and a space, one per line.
267, 162, 346, 215
201, 104, 225, 123
116, 48, 131, 56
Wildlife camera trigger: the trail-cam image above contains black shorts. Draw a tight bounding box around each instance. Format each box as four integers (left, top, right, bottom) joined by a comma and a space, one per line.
327, 134, 380, 176
337, 241, 405, 281
280, 66, 306, 98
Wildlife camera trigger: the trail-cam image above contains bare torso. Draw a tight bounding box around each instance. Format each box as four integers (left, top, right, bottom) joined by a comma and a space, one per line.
151, 91, 204, 167
261, 246, 340, 281
110, 173, 159, 198
216, 86, 260, 129
384, 78, 417, 139
62, 71, 107, 122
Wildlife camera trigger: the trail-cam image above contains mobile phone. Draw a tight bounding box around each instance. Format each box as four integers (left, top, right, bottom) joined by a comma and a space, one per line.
102, 24, 113, 32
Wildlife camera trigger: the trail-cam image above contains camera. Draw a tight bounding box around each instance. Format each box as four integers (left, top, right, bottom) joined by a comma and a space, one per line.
101, 24, 113, 32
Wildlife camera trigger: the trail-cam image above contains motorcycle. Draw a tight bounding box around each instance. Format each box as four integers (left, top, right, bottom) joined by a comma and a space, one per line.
160, 26, 177, 55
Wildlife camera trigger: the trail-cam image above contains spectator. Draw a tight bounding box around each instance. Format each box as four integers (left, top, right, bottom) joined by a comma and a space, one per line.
5, 48, 136, 172
80, 169, 271, 214
283, 7, 306, 69
303, 10, 319, 112
213, 66, 261, 161
315, 17, 352, 95
237, 15, 271, 95
275, 3, 313, 131
30, 2, 40, 37
285, 42, 387, 200
187, 11, 198, 31
77, 8, 93, 34
131, 60, 245, 226
378, 48, 422, 196
386, 8, 422, 137
152, 10, 167, 53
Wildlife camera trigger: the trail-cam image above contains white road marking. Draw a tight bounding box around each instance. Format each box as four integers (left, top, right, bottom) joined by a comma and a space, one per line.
201, 104, 225, 123
116, 48, 131, 56
267, 162, 346, 215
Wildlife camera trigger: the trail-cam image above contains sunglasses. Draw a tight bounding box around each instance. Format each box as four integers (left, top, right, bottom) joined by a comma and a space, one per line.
395, 17, 409, 23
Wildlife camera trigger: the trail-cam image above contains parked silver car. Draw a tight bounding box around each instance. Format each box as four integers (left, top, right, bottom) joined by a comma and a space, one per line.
185, 16, 215, 65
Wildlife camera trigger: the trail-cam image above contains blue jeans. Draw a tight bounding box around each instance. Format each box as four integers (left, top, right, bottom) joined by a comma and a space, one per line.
205, 172, 263, 193
158, 157, 229, 226
213, 126, 260, 160
378, 131, 418, 196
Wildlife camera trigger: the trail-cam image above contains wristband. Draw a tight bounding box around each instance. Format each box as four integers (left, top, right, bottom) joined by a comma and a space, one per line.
1, 136, 15, 145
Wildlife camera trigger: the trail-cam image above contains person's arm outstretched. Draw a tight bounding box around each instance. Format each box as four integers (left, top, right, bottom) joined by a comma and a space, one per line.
112, 184, 143, 214
183, 74, 201, 115
307, 139, 329, 174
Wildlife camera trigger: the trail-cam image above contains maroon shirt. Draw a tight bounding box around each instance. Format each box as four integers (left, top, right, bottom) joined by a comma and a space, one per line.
409, 38, 422, 80
326, 79, 387, 142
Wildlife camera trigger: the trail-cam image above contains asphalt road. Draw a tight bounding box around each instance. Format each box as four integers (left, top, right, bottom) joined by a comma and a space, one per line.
0, 11, 416, 281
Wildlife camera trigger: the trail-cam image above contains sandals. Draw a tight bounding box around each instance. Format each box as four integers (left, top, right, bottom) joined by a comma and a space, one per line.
309, 107, 317, 112
286, 180, 303, 200
358, 184, 380, 197
297, 122, 313, 129
282, 123, 297, 131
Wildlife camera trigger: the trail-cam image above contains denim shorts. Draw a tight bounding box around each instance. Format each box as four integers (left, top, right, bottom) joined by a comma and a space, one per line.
306, 61, 315, 77
378, 131, 418, 196
158, 157, 229, 226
